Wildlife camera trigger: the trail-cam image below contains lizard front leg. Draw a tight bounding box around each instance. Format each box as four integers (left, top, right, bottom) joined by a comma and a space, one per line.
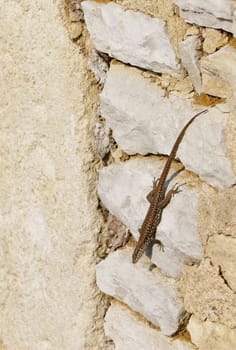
158, 183, 185, 209
146, 177, 160, 203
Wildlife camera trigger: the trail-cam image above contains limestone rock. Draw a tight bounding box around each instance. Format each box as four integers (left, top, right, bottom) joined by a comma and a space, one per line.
93, 122, 110, 158
0, 1, 106, 349
188, 316, 236, 350
81, 1, 181, 77
179, 35, 202, 93
206, 235, 236, 291
100, 63, 236, 189
88, 49, 109, 84
96, 248, 186, 336
202, 28, 228, 54
98, 158, 202, 278
105, 302, 195, 350
200, 45, 236, 101
174, 0, 236, 34
233, 8, 236, 37
181, 260, 236, 328
68, 21, 82, 40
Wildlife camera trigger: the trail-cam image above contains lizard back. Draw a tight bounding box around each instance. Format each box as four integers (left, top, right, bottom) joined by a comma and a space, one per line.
132, 109, 208, 263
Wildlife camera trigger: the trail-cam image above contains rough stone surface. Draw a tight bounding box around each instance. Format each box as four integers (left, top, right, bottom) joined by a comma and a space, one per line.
179, 35, 202, 93
180, 259, 236, 328
0, 1, 106, 349
98, 158, 202, 278
188, 316, 236, 350
96, 248, 186, 336
100, 63, 235, 189
105, 302, 196, 350
233, 8, 236, 37
88, 49, 109, 84
174, 0, 236, 34
200, 45, 236, 102
82, 1, 181, 77
93, 122, 111, 158
198, 188, 236, 246
206, 235, 236, 291
202, 28, 228, 54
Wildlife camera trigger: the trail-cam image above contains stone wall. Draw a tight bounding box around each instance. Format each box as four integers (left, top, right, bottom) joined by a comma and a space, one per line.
82, 1, 236, 349
0, 1, 108, 349
1, 0, 236, 349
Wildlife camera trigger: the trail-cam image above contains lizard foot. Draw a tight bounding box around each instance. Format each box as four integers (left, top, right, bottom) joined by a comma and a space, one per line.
153, 238, 164, 252
152, 176, 160, 188
172, 182, 186, 195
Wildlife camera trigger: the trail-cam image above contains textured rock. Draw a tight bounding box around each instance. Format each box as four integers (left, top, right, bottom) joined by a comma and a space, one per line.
82, 1, 181, 77
200, 45, 236, 101
233, 8, 236, 37
188, 316, 236, 350
88, 49, 109, 84
181, 259, 236, 328
199, 189, 236, 246
206, 235, 236, 291
0, 1, 106, 349
100, 63, 193, 156
96, 248, 186, 336
179, 36, 202, 93
174, 0, 236, 34
93, 122, 110, 158
100, 63, 235, 189
105, 302, 195, 350
202, 28, 228, 54
98, 158, 202, 278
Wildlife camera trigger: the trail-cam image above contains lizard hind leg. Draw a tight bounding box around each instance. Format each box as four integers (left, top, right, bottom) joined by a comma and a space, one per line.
152, 238, 164, 252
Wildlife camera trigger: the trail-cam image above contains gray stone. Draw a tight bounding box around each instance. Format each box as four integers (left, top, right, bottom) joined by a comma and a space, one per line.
100, 63, 235, 189
179, 36, 202, 93
96, 248, 186, 336
98, 158, 202, 278
105, 302, 196, 350
200, 45, 236, 102
82, 1, 181, 77
174, 0, 236, 35
87, 49, 109, 84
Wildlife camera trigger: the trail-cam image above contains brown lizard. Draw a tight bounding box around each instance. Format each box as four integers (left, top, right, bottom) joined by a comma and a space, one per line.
132, 109, 208, 263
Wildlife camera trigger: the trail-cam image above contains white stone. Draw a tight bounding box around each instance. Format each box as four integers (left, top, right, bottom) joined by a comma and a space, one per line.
96, 248, 186, 336
178, 107, 235, 189
179, 36, 202, 93
93, 122, 110, 158
82, 1, 181, 77
200, 45, 236, 101
100, 62, 198, 156
105, 302, 195, 350
100, 63, 235, 189
188, 316, 236, 350
174, 0, 236, 34
233, 8, 236, 37
98, 158, 202, 278
87, 49, 109, 84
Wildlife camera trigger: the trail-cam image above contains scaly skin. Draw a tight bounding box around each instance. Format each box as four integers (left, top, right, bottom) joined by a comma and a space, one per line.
132, 109, 208, 263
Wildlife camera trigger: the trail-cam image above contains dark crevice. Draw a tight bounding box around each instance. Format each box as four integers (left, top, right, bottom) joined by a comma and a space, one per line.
218, 265, 234, 292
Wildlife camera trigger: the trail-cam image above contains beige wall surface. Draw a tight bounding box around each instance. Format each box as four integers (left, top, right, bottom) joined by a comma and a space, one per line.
0, 1, 106, 349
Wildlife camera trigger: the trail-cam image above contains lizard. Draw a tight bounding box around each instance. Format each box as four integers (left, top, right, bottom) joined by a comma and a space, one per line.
132, 109, 208, 263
